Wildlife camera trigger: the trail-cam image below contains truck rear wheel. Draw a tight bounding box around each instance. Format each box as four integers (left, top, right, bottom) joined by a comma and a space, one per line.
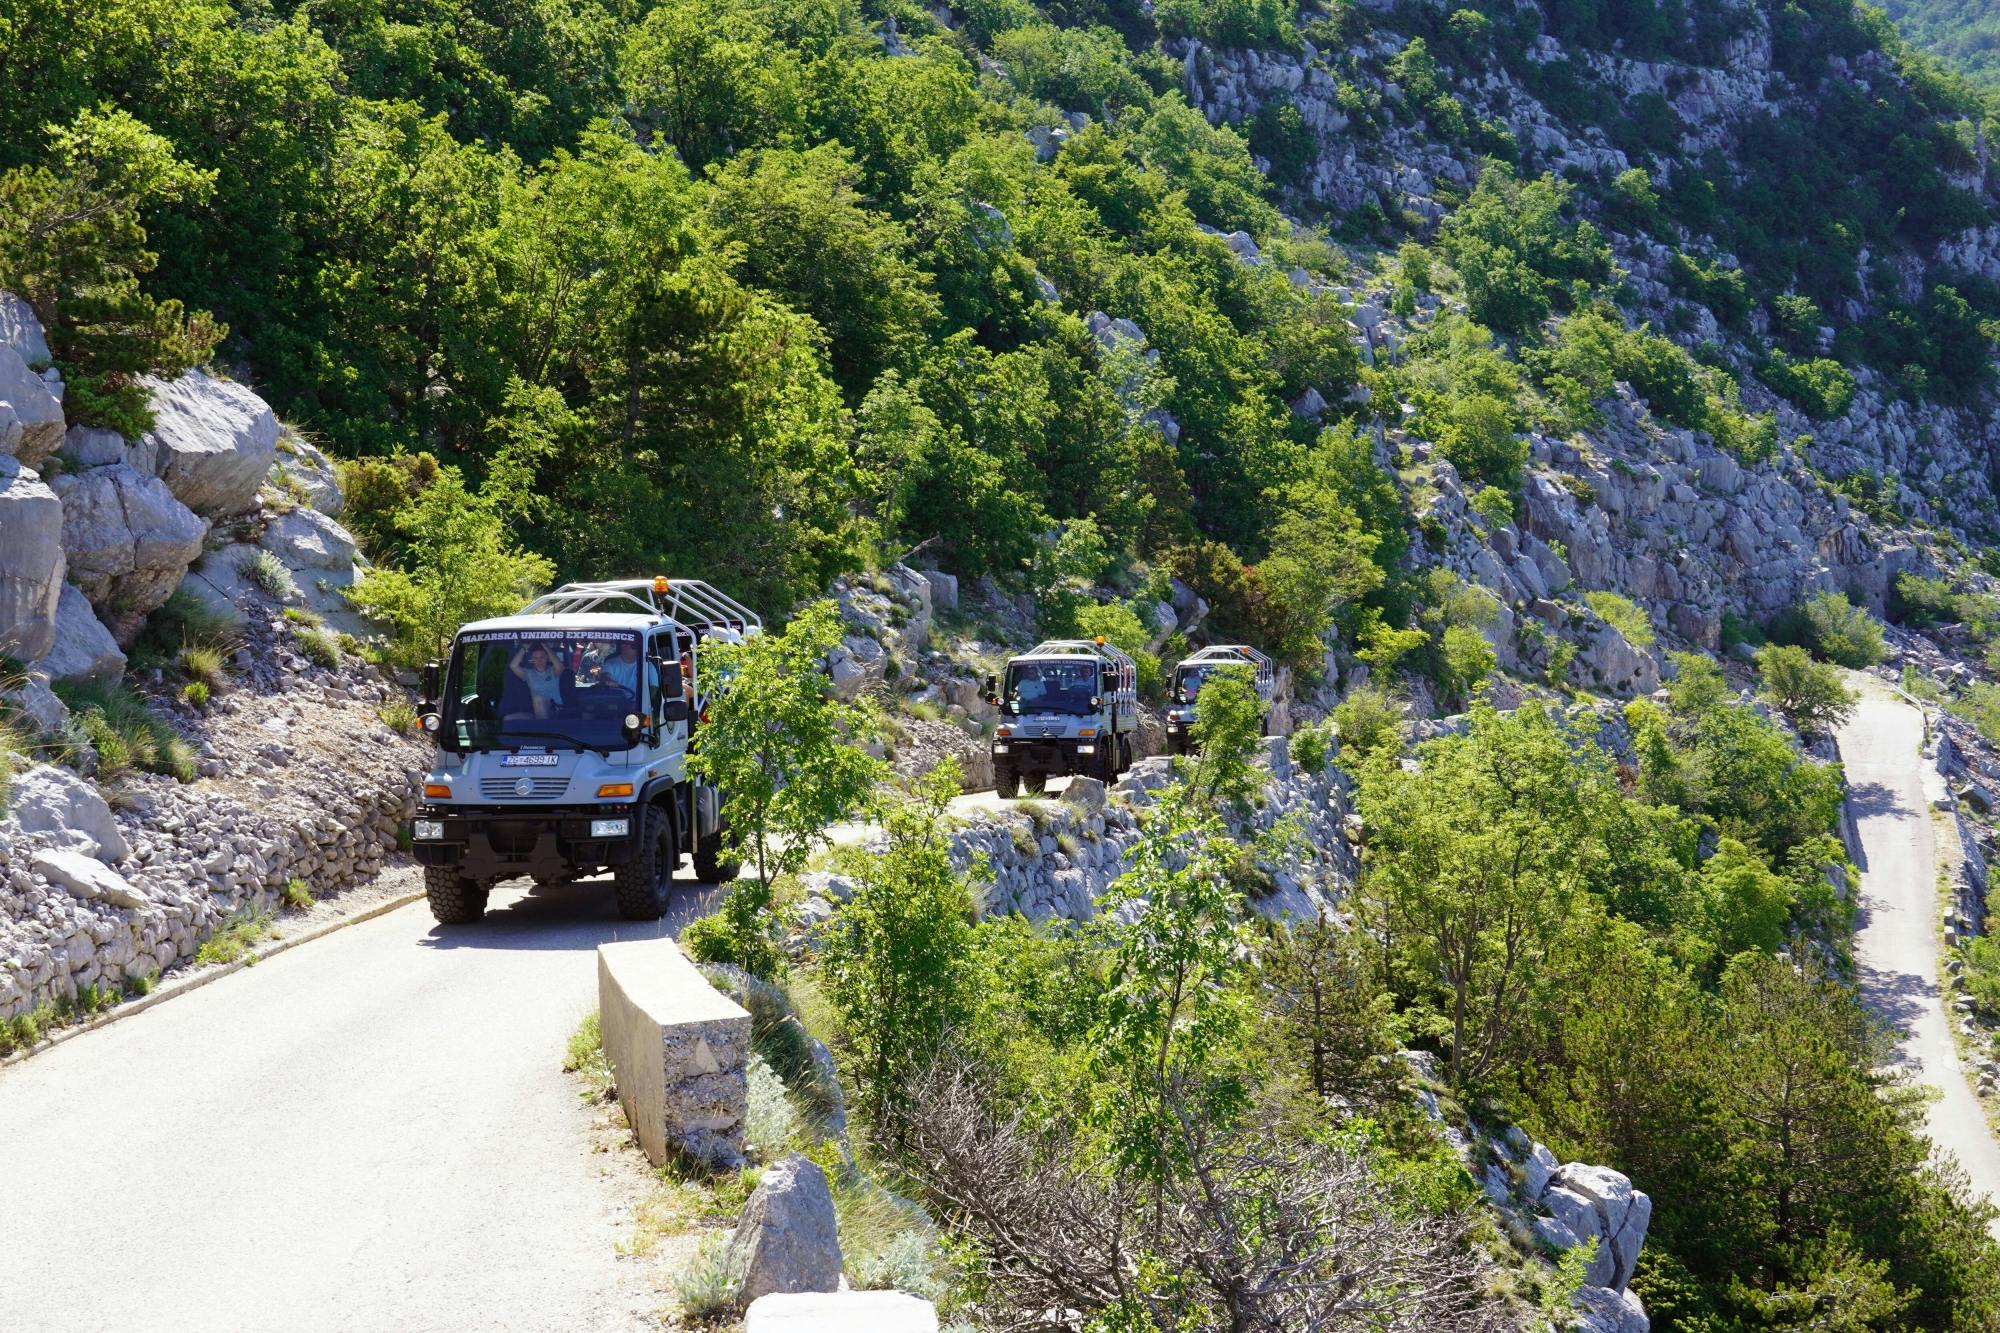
425, 866, 488, 925
615, 804, 676, 920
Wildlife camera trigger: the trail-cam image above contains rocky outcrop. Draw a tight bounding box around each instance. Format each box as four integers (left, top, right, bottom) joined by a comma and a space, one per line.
725, 1153, 844, 1304
0, 349, 64, 469
4, 765, 128, 862
139, 369, 281, 519
49, 463, 208, 642
0, 456, 64, 662
30, 583, 126, 683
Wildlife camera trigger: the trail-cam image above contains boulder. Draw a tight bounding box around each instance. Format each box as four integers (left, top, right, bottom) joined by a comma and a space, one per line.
725, 1153, 844, 1304
1541, 1185, 1612, 1287
260, 506, 358, 571
31, 849, 146, 910
31, 582, 127, 683
1573, 1284, 1650, 1333
745, 1292, 938, 1332
273, 430, 343, 517
65, 425, 133, 470
139, 369, 280, 518
922, 568, 958, 613
50, 463, 208, 641
1553, 1163, 1652, 1293
0, 345, 64, 467
2, 672, 69, 734
1569, 622, 1660, 698
1062, 776, 1107, 812
6, 764, 128, 861
0, 292, 51, 365
0, 455, 65, 662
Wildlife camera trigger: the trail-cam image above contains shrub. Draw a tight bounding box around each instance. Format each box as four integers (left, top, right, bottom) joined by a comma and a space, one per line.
1584, 590, 1655, 648
194, 911, 274, 966
1788, 590, 1885, 667
673, 1232, 740, 1320
52, 678, 196, 781
1332, 686, 1403, 764
378, 700, 419, 733
1289, 718, 1333, 775
179, 680, 209, 709
281, 878, 315, 911
295, 626, 340, 669
1890, 572, 1957, 628
1469, 485, 1515, 527
239, 549, 298, 601
1755, 644, 1857, 733
1762, 351, 1857, 419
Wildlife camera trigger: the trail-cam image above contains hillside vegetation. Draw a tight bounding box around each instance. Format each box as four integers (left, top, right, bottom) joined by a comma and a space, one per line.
15, 0, 2000, 1327
1884, 0, 2000, 90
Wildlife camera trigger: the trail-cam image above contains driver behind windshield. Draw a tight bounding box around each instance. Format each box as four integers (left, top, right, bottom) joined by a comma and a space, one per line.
596, 638, 641, 693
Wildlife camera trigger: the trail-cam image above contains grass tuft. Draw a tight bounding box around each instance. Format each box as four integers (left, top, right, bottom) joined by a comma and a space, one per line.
194, 911, 275, 967
280, 878, 315, 911
52, 678, 197, 782
563, 1011, 615, 1100
673, 1232, 741, 1321
296, 626, 340, 669
239, 549, 299, 601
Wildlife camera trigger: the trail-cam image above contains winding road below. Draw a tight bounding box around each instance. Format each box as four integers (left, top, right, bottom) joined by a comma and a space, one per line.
0, 874, 722, 1332
1840, 675, 2000, 1231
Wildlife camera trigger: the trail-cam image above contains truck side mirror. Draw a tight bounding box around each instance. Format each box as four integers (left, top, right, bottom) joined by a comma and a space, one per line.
421, 660, 441, 704
661, 699, 692, 724
982, 673, 997, 704
657, 660, 684, 701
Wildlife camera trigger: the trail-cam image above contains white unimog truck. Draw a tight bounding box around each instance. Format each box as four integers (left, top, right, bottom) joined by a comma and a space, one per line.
1163, 645, 1276, 754
983, 637, 1139, 796
409, 578, 757, 925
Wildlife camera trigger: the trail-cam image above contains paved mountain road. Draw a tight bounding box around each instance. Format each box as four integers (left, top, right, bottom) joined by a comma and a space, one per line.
0, 876, 722, 1332
1840, 677, 2000, 1233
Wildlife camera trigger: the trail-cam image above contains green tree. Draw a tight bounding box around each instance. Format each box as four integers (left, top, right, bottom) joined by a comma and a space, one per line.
0, 107, 223, 433
821, 760, 976, 1123
1756, 643, 1858, 733
345, 466, 554, 666
685, 600, 887, 892
1187, 662, 1266, 811
1360, 704, 1602, 1084
1792, 591, 1886, 668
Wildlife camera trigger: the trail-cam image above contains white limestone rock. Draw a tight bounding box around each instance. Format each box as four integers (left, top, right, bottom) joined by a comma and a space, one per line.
0, 292, 51, 365
6, 765, 128, 861
31, 849, 145, 910
0, 345, 64, 467
31, 582, 127, 683
0, 456, 65, 662
138, 369, 280, 518
49, 463, 208, 641
725, 1153, 844, 1304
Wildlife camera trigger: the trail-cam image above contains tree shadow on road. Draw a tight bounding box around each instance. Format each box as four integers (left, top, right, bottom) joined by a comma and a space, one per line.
1856, 960, 1936, 1065
1847, 779, 1908, 822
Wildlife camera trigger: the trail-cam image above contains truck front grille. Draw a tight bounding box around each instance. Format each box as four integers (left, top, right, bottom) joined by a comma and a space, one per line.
478, 776, 571, 801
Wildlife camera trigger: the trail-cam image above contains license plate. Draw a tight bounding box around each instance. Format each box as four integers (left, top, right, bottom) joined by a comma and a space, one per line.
500, 754, 560, 767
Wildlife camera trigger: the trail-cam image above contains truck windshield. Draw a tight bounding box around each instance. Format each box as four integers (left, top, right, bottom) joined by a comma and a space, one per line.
1003, 660, 1098, 716
1172, 665, 1216, 703
443, 630, 645, 752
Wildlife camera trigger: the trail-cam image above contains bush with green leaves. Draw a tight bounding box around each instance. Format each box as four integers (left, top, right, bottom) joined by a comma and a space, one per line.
1755, 644, 1857, 734
1584, 590, 1655, 649
1785, 590, 1886, 668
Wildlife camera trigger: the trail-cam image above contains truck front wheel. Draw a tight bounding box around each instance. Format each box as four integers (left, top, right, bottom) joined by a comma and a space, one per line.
425, 865, 488, 925
615, 804, 676, 920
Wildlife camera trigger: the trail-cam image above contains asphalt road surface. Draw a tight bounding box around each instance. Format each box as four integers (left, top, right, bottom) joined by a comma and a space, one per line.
0, 874, 722, 1332
1841, 677, 2000, 1233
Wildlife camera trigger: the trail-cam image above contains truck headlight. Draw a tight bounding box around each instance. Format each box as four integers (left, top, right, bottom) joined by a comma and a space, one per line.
1076, 744, 1095, 755
992, 744, 1009, 754
413, 820, 445, 841
590, 818, 630, 839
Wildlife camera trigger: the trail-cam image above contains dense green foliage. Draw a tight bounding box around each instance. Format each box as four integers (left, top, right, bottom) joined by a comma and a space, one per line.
1885, 0, 2000, 90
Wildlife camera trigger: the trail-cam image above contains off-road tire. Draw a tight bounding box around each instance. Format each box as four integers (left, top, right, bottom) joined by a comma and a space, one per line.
992, 760, 1016, 798
425, 866, 488, 925
692, 822, 727, 884
615, 804, 676, 920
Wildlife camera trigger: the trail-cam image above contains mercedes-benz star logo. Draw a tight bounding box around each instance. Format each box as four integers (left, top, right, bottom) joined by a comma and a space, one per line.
514, 777, 534, 797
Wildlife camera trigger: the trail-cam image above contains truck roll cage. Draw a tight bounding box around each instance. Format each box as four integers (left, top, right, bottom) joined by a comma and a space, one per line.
522, 579, 763, 637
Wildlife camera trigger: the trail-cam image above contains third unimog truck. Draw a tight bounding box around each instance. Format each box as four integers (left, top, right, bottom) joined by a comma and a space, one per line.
1163, 644, 1276, 754
985, 637, 1138, 796
408, 577, 756, 925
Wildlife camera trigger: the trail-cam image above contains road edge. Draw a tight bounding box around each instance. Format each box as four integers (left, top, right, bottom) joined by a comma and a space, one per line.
0, 888, 425, 1070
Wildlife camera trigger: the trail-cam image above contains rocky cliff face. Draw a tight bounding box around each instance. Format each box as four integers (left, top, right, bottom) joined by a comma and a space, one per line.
0, 293, 422, 1030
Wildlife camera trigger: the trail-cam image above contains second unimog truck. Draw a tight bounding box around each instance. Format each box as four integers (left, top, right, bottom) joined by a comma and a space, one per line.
985, 637, 1138, 796
1163, 644, 1276, 754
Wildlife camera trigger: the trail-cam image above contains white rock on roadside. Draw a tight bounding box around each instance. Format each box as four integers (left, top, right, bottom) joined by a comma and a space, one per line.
31, 849, 146, 910
725, 1153, 844, 1305
6, 764, 129, 861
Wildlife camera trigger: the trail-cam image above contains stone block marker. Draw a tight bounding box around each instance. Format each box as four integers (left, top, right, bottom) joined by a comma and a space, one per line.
596, 938, 751, 1168
745, 1292, 939, 1332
